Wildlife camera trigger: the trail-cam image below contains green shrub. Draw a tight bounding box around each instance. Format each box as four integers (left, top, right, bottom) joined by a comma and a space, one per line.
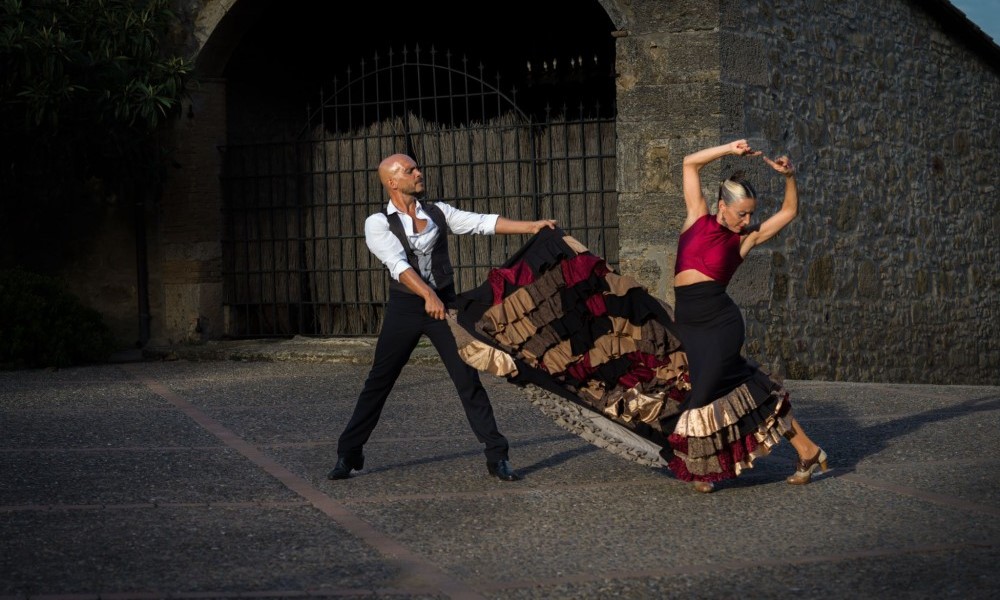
0, 268, 116, 369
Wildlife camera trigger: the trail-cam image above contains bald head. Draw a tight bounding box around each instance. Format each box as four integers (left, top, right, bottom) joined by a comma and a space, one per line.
378, 154, 416, 187
377, 154, 425, 204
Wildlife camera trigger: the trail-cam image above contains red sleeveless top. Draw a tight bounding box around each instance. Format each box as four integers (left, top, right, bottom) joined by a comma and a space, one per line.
674, 213, 743, 285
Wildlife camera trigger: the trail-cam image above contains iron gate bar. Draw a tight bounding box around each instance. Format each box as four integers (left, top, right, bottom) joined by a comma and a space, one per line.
221, 45, 616, 338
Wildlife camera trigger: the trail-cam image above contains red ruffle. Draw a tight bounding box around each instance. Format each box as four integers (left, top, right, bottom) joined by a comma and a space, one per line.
665, 430, 760, 483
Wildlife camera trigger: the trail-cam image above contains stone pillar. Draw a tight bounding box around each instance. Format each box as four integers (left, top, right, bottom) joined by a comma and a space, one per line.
613, 2, 723, 302
150, 77, 227, 346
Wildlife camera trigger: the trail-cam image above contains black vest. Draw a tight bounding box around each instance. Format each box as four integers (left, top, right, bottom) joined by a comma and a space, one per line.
384, 202, 454, 294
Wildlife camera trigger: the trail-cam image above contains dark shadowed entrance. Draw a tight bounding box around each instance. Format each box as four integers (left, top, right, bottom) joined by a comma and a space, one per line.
218, 2, 618, 338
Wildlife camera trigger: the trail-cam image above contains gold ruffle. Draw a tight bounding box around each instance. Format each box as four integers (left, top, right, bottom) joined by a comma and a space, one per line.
608, 315, 643, 340
674, 393, 793, 476
480, 287, 538, 345
540, 339, 580, 373
447, 309, 519, 377
654, 351, 689, 388
619, 386, 666, 424
458, 341, 518, 378
673, 384, 758, 438
596, 384, 671, 429
562, 235, 589, 254
587, 331, 639, 368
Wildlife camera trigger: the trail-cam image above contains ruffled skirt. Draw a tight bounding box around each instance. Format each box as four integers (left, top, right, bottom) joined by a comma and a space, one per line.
666, 282, 793, 482
452, 228, 689, 446
448, 228, 791, 483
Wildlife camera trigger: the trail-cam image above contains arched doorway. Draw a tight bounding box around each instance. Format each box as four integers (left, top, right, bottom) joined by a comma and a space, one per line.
197, 0, 620, 338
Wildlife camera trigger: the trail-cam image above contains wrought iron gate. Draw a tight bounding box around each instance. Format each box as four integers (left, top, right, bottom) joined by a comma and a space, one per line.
221, 46, 617, 337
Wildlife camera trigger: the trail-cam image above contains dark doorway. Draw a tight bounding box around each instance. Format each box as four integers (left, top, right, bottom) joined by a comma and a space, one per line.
218, 1, 619, 338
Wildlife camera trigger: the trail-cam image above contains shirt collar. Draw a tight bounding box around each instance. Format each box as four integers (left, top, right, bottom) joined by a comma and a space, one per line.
386, 200, 422, 216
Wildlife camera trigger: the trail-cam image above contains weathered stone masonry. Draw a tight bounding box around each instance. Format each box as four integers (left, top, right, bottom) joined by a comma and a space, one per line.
608, 0, 999, 384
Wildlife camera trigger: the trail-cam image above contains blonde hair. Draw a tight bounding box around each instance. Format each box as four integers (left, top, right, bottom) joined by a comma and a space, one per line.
718, 171, 757, 206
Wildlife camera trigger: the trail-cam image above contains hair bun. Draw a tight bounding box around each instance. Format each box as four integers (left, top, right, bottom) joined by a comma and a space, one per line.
718, 171, 757, 202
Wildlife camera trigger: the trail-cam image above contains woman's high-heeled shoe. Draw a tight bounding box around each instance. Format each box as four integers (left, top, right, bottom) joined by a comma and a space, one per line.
786, 448, 828, 485
692, 481, 715, 493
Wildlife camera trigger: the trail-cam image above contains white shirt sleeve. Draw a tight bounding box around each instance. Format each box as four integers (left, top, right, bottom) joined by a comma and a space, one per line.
435, 201, 499, 235
364, 212, 412, 282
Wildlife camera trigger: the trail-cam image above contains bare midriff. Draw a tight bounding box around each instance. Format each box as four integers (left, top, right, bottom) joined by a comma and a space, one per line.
674, 268, 716, 287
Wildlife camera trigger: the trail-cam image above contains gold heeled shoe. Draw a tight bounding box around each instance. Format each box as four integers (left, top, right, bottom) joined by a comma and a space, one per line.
692, 481, 715, 493
786, 448, 828, 485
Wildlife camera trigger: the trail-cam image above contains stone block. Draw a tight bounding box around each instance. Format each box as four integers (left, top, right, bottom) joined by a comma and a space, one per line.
623, 0, 719, 34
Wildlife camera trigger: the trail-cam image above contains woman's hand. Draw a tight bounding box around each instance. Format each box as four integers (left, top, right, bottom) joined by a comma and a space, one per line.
729, 139, 763, 157
763, 155, 796, 178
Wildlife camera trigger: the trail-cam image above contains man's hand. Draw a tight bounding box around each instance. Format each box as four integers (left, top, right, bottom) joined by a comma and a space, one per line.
424, 293, 446, 320
529, 219, 557, 234
398, 269, 446, 319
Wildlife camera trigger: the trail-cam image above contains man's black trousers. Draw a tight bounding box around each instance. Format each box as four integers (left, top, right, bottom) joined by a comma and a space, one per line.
336, 288, 511, 463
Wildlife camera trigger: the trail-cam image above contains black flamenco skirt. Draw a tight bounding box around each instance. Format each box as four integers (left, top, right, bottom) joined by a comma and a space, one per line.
666, 282, 794, 483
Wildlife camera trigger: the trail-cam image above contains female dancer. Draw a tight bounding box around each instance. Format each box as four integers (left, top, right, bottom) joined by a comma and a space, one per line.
668, 139, 827, 493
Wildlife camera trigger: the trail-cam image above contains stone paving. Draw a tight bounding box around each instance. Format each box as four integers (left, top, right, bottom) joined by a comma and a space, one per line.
2, 338, 999, 599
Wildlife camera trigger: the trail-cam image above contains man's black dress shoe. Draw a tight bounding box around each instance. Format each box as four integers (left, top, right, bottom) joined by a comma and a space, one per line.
327, 455, 364, 480
487, 459, 522, 481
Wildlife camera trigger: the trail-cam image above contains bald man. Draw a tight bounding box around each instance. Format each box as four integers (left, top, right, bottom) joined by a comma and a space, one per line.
328, 153, 556, 482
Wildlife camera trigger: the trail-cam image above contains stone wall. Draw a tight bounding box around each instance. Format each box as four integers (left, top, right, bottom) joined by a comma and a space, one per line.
611, 0, 999, 384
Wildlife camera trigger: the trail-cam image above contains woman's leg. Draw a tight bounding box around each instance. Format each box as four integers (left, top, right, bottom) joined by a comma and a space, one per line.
785, 415, 821, 458
784, 414, 829, 484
